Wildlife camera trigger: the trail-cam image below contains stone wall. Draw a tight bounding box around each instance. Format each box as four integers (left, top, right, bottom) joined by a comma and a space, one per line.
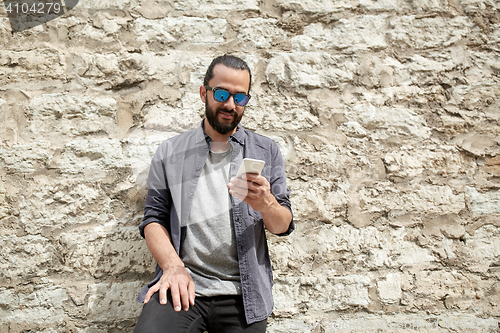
1, 0, 499, 332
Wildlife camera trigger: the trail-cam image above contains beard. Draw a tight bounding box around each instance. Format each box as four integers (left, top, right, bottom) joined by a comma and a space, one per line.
205, 103, 244, 135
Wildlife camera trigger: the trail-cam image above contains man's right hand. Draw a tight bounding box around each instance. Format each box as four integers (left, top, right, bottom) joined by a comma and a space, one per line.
143, 223, 196, 312
143, 264, 196, 311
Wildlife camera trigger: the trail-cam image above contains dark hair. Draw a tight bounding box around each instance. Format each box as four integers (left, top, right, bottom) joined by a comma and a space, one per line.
203, 54, 252, 92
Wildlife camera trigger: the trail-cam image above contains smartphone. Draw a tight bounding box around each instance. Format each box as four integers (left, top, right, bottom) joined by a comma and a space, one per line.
236, 158, 265, 178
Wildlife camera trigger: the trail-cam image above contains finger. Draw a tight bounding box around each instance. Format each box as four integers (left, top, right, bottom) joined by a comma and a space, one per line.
228, 183, 249, 194
179, 284, 190, 311
188, 281, 196, 306
244, 173, 268, 186
228, 177, 247, 189
159, 282, 169, 305
242, 173, 261, 182
228, 182, 250, 196
229, 188, 248, 200
243, 180, 261, 193
170, 285, 182, 312
144, 283, 159, 304
235, 181, 264, 198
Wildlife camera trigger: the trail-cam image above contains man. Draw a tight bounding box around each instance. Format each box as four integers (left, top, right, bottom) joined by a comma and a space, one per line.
134, 55, 294, 333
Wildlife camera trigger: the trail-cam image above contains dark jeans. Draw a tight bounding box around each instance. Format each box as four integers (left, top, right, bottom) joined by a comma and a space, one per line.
134, 292, 267, 333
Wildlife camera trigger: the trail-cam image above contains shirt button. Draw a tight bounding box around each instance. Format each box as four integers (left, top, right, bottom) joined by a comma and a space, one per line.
196, 166, 201, 171
189, 193, 193, 198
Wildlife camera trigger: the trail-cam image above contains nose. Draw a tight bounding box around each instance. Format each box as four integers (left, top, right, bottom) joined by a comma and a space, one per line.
223, 95, 236, 109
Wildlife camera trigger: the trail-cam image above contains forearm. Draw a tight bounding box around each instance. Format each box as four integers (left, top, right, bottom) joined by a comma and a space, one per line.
144, 222, 184, 270
260, 197, 293, 235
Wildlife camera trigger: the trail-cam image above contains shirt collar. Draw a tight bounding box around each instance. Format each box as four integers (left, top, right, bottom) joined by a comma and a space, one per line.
229, 123, 245, 145
195, 120, 208, 144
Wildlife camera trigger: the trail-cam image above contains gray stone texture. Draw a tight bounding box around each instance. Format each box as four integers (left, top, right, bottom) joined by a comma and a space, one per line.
0, 0, 499, 331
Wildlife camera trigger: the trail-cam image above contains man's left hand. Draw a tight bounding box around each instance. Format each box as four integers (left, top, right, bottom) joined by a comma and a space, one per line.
228, 173, 292, 234
227, 174, 275, 213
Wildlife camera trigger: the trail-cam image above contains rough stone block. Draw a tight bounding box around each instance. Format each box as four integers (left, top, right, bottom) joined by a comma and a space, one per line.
170, 0, 259, 12
121, 133, 173, 180
343, 104, 431, 140
452, 83, 500, 112
143, 102, 201, 132
58, 226, 154, 278
87, 282, 143, 321
387, 16, 473, 49
0, 142, 53, 174
0, 49, 66, 85
273, 275, 370, 315
238, 18, 288, 49
0, 234, 57, 284
413, 270, 483, 306
28, 93, 117, 137
78, 51, 183, 87
12, 178, 128, 237
383, 146, 475, 180
78, 0, 140, 9
266, 52, 355, 89
244, 94, 319, 131
134, 17, 226, 45
0, 179, 7, 220
377, 273, 402, 304
270, 223, 436, 275
466, 224, 500, 264
289, 178, 347, 222
359, 0, 452, 12
459, 0, 500, 12
453, 132, 500, 157
58, 138, 126, 176
275, 0, 357, 12
467, 187, 500, 215
0, 284, 68, 329
367, 184, 466, 215
292, 16, 388, 52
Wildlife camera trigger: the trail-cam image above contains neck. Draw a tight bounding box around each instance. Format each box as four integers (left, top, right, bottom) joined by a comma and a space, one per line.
210, 141, 232, 153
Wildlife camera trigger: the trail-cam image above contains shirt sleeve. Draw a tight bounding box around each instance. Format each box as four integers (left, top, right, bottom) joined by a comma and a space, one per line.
269, 141, 294, 236
138, 142, 173, 238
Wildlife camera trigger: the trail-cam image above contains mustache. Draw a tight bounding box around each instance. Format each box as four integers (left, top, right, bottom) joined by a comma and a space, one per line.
216, 108, 237, 115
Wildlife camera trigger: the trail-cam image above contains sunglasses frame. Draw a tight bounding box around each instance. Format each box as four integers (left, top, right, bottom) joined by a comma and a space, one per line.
205, 86, 251, 106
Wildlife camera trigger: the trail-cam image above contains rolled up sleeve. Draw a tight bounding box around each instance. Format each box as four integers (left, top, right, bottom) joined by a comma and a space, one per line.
138, 145, 172, 238
269, 141, 294, 236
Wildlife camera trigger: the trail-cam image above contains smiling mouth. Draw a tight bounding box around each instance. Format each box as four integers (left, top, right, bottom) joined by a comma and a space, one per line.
218, 110, 236, 119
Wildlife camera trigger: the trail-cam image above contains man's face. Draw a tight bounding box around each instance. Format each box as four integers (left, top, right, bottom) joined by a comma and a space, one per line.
202, 64, 251, 135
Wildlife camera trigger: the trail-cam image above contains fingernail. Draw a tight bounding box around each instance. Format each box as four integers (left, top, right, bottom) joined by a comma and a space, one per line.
144, 299, 148, 304
175, 306, 181, 311
161, 299, 166, 304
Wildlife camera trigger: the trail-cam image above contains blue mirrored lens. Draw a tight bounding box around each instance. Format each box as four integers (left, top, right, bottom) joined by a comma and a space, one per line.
234, 94, 249, 106
213, 90, 230, 102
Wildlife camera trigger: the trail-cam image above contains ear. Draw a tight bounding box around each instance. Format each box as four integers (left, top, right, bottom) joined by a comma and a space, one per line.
200, 85, 207, 103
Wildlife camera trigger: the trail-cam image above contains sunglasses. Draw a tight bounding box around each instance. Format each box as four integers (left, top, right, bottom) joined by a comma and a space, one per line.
205, 86, 251, 106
